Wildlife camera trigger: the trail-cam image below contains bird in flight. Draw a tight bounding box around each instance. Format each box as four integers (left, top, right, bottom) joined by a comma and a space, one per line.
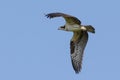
45, 12, 95, 73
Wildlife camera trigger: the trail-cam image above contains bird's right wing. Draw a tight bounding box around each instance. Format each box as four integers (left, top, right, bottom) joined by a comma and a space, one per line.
45, 12, 81, 25
70, 31, 88, 73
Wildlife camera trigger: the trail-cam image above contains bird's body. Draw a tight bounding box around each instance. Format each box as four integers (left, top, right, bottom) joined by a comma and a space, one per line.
45, 12, 95, 73
63, 23, 80, 31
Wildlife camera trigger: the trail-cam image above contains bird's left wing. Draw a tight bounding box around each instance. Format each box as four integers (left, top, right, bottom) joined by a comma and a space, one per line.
70, 31, 88, 73
45, 12, 81, 25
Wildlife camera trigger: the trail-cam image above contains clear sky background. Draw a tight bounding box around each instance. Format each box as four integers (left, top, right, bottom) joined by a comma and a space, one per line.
0, 0, 120, 80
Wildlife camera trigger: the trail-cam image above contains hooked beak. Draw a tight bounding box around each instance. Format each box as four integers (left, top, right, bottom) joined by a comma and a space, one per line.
58, 27, 62, 30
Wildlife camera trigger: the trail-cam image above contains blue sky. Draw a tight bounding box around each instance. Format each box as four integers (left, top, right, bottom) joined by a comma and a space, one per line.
0, 0, 120, 80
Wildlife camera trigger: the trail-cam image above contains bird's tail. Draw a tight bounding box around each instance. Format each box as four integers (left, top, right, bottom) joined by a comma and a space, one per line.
84, 25, 95, 33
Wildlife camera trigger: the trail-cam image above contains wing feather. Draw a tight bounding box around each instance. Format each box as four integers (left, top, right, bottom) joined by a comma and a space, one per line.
45, 12, 81, 25
70, 31, 88, 73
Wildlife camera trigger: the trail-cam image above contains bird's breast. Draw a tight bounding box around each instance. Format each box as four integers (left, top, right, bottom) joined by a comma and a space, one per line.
65, 23, 81, 31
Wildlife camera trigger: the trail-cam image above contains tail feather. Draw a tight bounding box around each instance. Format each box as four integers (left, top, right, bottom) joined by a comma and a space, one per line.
84, 25, 95, 33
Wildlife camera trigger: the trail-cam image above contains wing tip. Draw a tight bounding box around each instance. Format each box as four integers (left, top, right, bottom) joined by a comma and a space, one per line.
45, 13, 51, 19
71, 59, 82, 74
45, 13, 59, 19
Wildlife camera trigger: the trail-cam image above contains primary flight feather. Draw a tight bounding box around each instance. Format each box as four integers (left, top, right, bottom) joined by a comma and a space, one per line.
45, 12, 95, 73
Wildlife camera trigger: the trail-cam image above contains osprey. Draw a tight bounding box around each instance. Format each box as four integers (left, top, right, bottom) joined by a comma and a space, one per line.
45, 12, 95, 73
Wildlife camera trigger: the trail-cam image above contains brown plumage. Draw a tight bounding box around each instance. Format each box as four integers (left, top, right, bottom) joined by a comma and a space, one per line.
46, 12, 81, 25
70, 31, 88, 73
45, 12, 95, 73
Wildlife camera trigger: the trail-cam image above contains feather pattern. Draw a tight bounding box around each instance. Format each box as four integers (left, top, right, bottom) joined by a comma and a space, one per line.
45, 12, 95, 74
70, 31, 88, 73
45, 12, 81, 25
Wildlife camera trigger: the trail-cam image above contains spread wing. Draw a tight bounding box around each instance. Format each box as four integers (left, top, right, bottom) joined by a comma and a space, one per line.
70, 31, 88, 73
45, 12, 81, 25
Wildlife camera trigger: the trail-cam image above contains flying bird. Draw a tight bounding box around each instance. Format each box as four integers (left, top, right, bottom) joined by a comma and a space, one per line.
45, 12, 95, 73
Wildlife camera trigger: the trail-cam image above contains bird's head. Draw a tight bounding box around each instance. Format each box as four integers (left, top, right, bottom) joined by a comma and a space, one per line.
58, 25, 66, 31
